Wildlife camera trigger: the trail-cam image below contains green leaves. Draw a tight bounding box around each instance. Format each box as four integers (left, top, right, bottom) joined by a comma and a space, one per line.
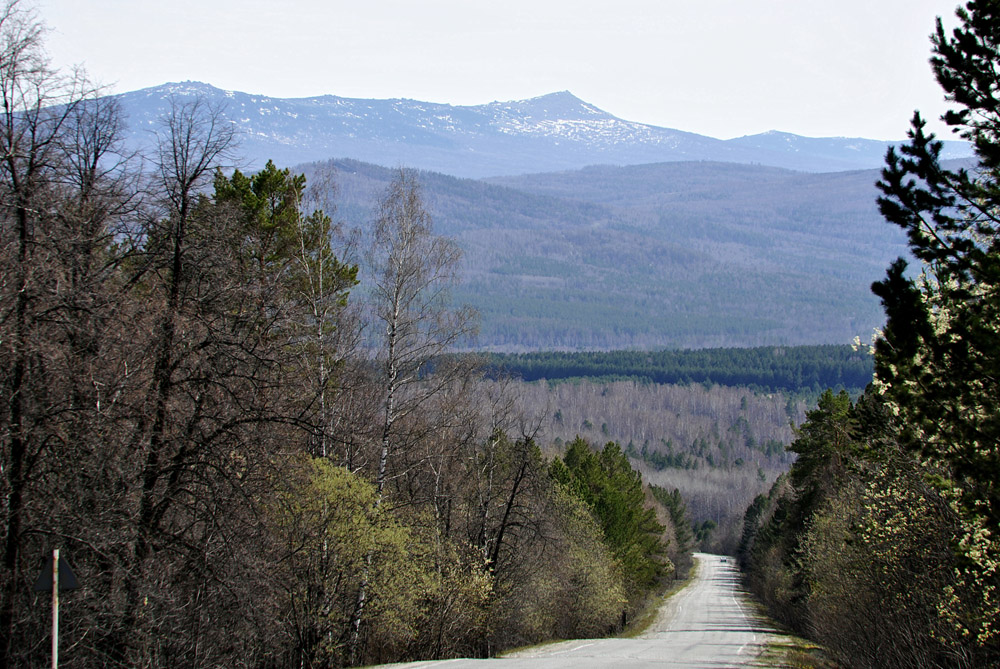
788, 389, 857, 497
875, 3, 1000, 536
268, 456, 435, 666
554, 438, 667, 594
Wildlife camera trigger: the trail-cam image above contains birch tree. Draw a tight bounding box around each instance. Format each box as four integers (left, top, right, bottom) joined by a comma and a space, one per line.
349, 169, 476, 660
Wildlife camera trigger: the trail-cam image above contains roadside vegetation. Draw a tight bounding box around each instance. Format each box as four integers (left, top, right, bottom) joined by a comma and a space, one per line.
14, 0, 1000, 665
740, 3, 1000, 666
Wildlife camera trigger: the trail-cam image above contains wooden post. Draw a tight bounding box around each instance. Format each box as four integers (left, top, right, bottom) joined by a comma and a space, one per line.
51, 548, 59, 669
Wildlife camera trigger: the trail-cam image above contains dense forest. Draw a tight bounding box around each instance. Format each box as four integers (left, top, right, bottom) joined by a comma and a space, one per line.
300, 149, 910, 350
485, 344, 873, 395
0, 3, 685, 666
14, 0, 1000, 665
740, 3, 1000, 667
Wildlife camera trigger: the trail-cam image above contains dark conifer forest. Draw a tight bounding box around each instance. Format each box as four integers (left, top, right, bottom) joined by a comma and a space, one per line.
485, 344, 873, 394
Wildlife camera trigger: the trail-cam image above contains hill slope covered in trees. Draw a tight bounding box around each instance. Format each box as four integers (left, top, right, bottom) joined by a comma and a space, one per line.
304, 158, 915, 350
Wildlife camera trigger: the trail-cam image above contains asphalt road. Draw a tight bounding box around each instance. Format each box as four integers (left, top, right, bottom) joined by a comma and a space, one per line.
381, 552, 777, 669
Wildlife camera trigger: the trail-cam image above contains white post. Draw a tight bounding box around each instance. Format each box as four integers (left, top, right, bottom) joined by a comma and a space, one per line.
51, 548, 59, 669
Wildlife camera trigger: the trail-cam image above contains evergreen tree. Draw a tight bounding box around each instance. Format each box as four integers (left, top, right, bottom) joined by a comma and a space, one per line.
787, 389, 858, 523
874, 0, 1000, 653
552, 438, 667, 598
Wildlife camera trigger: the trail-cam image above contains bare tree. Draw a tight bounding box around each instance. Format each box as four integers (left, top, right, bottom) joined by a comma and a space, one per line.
0, 2, 136, 663
349, 169, 477, 661
100, 97, 245, 664
367, 169, 475, 497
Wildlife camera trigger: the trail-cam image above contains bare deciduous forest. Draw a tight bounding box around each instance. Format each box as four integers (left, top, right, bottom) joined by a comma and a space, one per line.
510, 379, 803, 553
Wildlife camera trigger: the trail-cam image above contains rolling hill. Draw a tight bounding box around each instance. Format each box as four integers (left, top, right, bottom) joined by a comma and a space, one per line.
99, 81, 938, 349
304, 158, 910, 350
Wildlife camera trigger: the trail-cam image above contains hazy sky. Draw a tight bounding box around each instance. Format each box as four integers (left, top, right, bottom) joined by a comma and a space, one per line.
38, 0, 963, 140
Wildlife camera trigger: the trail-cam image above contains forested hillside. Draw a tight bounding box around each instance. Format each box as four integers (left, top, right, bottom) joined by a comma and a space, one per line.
740, 4, 1000, 666
302, 157, 911, 350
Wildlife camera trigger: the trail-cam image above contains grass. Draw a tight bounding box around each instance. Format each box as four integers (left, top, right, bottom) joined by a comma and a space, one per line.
750, 635, 840, 668
738, 597, 840, 668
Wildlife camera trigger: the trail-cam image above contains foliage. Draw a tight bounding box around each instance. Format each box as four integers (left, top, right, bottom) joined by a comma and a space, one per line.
266, 456, 436, 667
786, 390, 858, 526
741, 389, 997, 667
505, 484, 627, 642
648, 485, 695, 574
801, 458, 966, 668
870, 0, 1000, 657
742, 4, 1000, 666
0, 7, 700, 666
552, 438, 669, 601
485, 344, 873, 396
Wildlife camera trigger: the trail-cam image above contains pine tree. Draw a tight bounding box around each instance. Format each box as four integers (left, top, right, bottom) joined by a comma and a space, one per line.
874, 0, 1000, 653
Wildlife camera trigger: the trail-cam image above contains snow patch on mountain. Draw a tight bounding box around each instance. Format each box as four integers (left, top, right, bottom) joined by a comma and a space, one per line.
109, 81, 973, 178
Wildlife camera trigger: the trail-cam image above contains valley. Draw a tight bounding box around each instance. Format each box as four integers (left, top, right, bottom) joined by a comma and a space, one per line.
7, 0, 1000, 665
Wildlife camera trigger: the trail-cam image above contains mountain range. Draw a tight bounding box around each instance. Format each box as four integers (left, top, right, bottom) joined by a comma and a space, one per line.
113, 82, 971, 178
105, 82, 950, 350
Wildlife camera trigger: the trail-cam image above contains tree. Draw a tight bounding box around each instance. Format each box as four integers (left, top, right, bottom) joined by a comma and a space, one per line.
552, 438, 668, 603
105, 96, 242, 663
648, 485, 695, 577
738, 390, 864, 636
366, 169, 476, 499
511, 483, 626, 641
213, 160, 359, 460
874, 0, 1000, 654
349, 169, 477, 659
0, 2, 137, 662
801, 455, 967, 668
786, 389, 858, 526
264, 455, 433, 667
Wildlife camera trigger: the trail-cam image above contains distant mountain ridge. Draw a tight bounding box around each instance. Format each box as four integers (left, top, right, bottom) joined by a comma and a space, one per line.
311, 157, 910, 350
112, 81, 972, 178
107, 82, 948, 349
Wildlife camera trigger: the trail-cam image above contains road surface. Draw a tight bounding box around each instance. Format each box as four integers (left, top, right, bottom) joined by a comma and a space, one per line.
382, 553, 778, 668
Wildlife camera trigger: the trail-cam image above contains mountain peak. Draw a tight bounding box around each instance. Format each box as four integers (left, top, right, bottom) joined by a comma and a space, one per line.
107, 82, 972, 177
135, 80, 224, 96
530, 90, 584, 103
493, 90, 608, 122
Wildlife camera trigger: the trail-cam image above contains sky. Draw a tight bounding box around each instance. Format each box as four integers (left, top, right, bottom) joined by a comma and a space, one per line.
38, 0, 964, 141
